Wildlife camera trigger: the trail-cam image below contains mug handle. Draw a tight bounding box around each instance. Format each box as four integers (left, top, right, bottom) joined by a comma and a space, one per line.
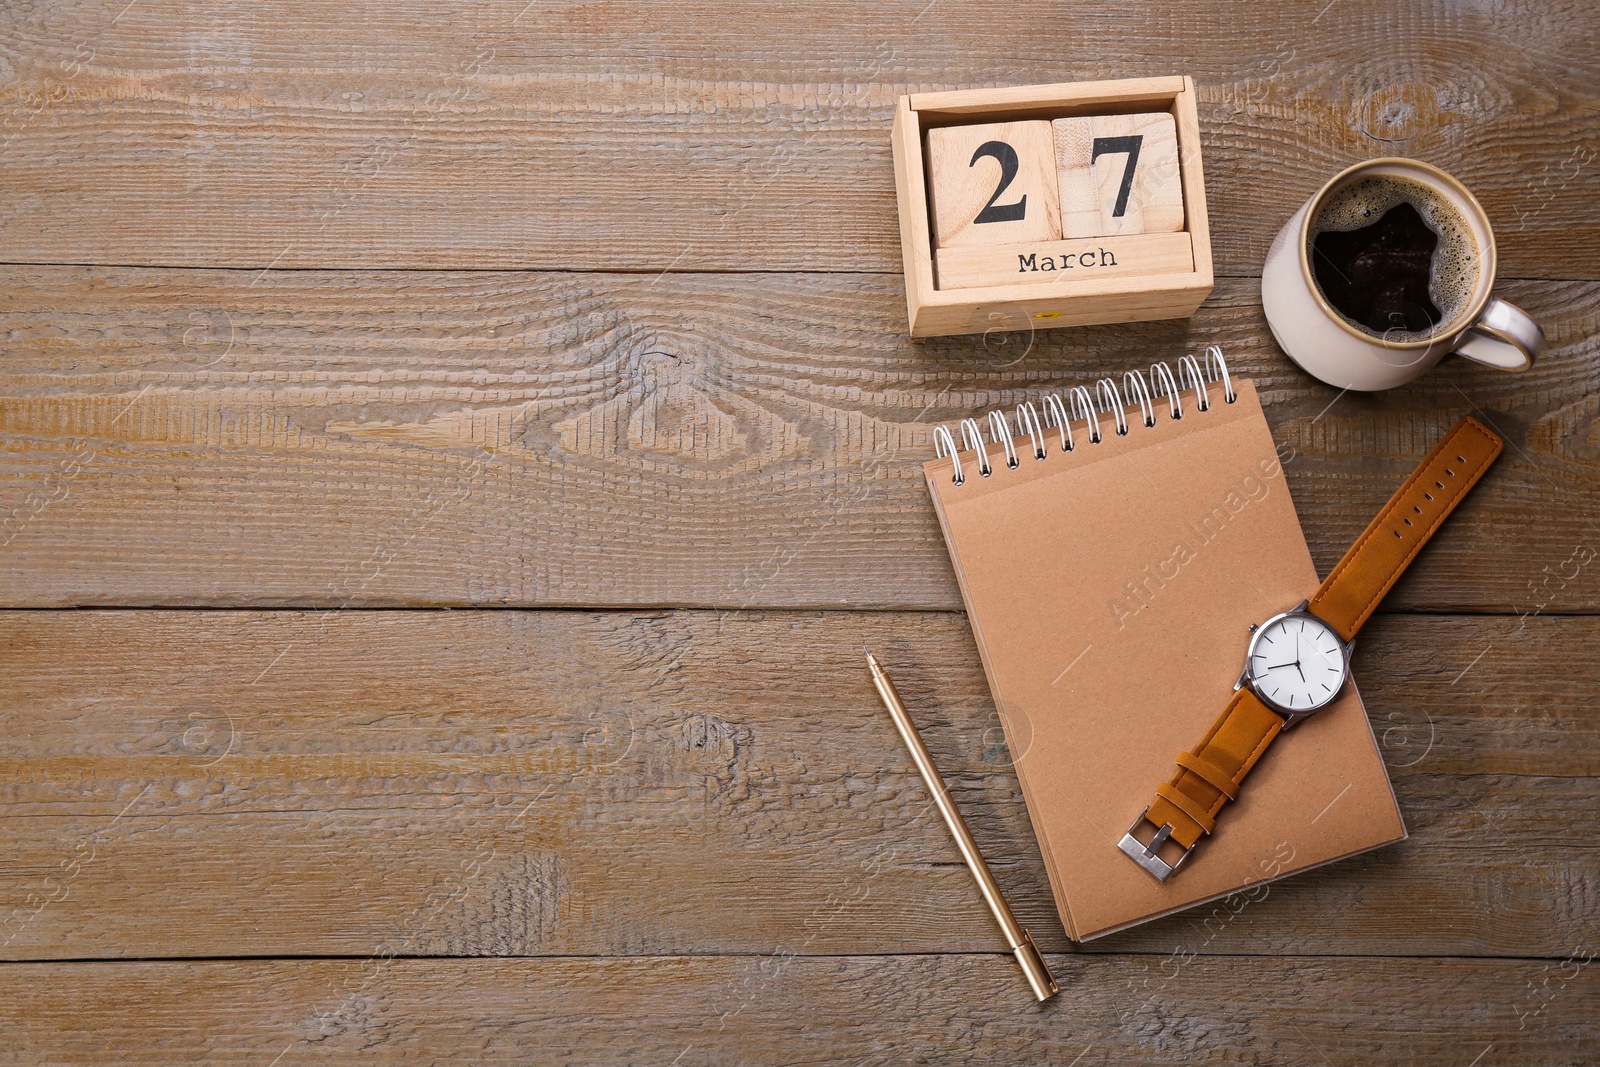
1454, 298, 1543, 372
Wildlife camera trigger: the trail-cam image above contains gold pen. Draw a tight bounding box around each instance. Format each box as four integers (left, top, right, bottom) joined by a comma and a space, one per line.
866, 652, 1059, 1003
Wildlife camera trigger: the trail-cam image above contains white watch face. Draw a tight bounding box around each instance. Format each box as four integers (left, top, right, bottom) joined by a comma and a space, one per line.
1245, 611, 1348, 714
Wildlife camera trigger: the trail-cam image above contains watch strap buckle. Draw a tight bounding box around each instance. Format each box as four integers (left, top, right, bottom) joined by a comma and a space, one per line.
1117, 807, 1193, 882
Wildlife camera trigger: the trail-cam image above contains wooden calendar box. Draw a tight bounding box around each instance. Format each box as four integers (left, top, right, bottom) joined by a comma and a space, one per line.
892, 77, 1213, 338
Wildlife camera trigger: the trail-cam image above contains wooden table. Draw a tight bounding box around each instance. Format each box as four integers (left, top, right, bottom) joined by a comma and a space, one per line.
2, 2, 1596, 1062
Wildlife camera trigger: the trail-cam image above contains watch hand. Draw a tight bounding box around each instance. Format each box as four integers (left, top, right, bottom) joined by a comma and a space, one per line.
1266, 660, 1298, 670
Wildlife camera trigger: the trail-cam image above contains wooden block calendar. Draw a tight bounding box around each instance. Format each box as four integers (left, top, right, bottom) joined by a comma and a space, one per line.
891, 77, 1214, 338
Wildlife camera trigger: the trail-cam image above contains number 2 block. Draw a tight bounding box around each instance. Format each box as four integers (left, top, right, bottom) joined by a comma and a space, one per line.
1052, 112, 1184, 238
925, 120, 1062, 248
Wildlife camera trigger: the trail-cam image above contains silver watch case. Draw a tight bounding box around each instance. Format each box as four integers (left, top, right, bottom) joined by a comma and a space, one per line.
1234, 600, 1355, 728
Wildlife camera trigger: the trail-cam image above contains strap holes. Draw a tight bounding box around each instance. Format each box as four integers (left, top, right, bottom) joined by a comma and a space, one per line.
1393, 530, 1403, 538
1456, 455, 1464, 462
1404, 518, 1412, 526
1434, 480, 1444, 489
1445, 468, 1455, 477
1424, 492, 1434, 501
1413, 505, 1422, 513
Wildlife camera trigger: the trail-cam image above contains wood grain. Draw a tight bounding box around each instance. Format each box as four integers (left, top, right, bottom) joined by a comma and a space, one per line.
1, 955, 1593, 1066
3, 267, 1596, 611
1, 1, 1596, 1059
1, 609, 1593, 961
0, 1, 1595, 276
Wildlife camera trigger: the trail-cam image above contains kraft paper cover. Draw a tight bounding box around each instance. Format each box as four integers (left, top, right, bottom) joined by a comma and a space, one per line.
924, 380, 1405, 940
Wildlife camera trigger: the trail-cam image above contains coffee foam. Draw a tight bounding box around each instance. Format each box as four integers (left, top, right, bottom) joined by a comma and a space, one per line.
1309, 175, 1481, 340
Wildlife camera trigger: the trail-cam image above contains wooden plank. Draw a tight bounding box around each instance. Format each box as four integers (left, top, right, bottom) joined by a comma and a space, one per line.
0, 1, 1596, 276
2, 267, 1596, 611
0, 955, 1593, 1065
1, 609, 1593, 961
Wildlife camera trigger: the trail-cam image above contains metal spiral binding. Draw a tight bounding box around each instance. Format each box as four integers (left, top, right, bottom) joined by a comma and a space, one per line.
1069, 386, 1100, 445
1096, 378, 1130, 436
931, 348, 1236, 486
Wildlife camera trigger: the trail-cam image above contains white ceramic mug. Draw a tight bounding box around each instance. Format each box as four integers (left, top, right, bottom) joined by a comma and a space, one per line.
1261, 157, 1542, 391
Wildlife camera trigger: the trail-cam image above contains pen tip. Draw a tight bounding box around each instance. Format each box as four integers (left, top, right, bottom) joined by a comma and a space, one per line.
865, 650, 879, 669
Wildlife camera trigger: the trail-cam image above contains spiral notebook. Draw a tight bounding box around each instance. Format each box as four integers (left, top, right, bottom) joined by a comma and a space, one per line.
924, 351, 1405, 941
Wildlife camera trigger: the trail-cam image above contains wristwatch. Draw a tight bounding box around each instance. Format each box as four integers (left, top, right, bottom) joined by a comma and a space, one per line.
1118, 415, 1504, 881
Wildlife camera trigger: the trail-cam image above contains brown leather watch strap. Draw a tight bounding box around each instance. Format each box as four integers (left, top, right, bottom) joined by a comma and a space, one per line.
1121, 415, 1504, 881
1119, 688, 1284, 877
1309, 416, 1503, 642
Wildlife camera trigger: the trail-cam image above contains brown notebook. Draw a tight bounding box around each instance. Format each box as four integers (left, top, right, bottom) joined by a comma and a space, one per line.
923, 354, 1405, 941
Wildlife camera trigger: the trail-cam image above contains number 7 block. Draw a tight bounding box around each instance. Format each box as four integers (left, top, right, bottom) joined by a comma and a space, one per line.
1052, 112, 1184, 238
925, 120, 1063, 248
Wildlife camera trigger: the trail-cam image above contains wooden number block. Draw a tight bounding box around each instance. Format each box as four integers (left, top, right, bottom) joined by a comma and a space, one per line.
1052, 112, 1184, 238
925, 120, 1062, 248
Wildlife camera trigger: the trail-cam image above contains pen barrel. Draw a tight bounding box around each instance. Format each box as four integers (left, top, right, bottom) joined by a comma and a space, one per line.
869, 657, 1058, 1003
1012, 929, 1059, 1003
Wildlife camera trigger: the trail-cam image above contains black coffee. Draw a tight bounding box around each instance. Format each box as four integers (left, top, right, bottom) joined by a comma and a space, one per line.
1308, 176, 1478, 341
1313, 202, 1439, 332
